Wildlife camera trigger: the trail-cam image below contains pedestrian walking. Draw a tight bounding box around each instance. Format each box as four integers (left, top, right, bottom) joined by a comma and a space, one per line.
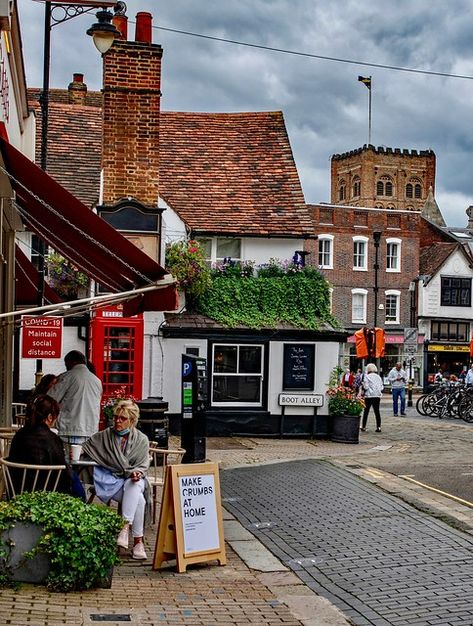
466, 364, 473, 386
360, 363, 383, 433
387, 361, 407, 416
49, 350, 102, 455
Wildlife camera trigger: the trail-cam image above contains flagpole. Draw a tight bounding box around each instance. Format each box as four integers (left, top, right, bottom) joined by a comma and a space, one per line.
368, 77, 372, 144
358, 75, 372, 145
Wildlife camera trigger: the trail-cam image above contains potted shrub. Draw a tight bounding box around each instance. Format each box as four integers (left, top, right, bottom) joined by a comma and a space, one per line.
0, 491, 123, 591
326, 366, 364, 444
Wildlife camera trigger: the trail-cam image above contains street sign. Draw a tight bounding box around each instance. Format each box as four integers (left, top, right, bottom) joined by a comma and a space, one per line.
21, 316, 63, 359
404, 328, 418, 346
404, 344, 417, 355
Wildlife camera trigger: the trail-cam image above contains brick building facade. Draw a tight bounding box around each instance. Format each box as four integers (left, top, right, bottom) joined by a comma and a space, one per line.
306, 204, 422, 378
330, 145, 441, 221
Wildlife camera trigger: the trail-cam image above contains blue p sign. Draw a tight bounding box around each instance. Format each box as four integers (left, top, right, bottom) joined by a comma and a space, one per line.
183, 361, 192, 377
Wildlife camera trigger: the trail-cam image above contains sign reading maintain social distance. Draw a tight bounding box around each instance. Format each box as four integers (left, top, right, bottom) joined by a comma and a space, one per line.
21, 316, 63, 359
153, 462, 226, 573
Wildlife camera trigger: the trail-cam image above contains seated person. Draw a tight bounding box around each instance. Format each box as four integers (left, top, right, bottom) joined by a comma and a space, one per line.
8, 394, 81, 496
81, 399, 150, 560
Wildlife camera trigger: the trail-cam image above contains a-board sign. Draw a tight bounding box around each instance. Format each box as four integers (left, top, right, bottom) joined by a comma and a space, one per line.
282, 343, 315, 390
21, 316, 63, 359
279, 393, 324, 407
153, 462, 226, 573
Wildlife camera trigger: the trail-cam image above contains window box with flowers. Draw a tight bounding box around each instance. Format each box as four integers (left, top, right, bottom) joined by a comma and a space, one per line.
165, 240, 211, 311
45, 253, 90, 300
326, 366, 364, 444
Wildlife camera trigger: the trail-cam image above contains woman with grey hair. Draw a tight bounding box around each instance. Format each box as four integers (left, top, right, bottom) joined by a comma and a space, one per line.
82, 399, 150, 560
360, 363, 384, 433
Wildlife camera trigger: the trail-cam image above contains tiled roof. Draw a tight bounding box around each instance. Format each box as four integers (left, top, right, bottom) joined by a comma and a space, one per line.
28, 87, 102, 108
27, 90, 313, 237
29, 99, 102, 208
159, 111, 312, 237
419, 242, 458, 276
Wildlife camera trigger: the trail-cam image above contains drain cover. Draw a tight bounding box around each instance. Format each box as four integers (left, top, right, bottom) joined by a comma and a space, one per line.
90, 616, 131, 622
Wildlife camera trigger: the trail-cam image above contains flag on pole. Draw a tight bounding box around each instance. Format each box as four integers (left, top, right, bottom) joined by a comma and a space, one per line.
358, 75, 372, 90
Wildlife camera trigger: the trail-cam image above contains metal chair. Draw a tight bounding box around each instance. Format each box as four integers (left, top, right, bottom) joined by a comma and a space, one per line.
148, 446, 185, 523
0, 458, 67, 499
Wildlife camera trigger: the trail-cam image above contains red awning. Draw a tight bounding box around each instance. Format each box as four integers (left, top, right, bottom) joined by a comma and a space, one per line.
15, 245, 62, 307
0, 138, 177, 313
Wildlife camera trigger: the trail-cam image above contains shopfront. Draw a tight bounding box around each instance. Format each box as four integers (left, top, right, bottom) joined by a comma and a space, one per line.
424, 342, 471, 386
344, 333, 424, 385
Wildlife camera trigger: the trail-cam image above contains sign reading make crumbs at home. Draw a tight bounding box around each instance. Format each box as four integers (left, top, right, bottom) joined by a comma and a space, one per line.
282, 343, 315, 391
153, 463, 226, 573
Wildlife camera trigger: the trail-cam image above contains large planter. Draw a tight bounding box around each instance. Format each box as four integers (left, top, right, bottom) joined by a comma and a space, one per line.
330, 414, 361, 444
0, 522, 113, 588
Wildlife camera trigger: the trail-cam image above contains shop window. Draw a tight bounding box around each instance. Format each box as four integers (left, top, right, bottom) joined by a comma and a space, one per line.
212, 344, 263, 406
441, 277, 472, 307
385, 290, 400, 324
318, 235, 333, 269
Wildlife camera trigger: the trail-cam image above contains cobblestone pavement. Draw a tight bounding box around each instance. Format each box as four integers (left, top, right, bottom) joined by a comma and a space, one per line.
221, 459, 473, 626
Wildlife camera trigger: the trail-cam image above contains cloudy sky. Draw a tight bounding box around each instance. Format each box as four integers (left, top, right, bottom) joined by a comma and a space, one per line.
18, 0, 473, 226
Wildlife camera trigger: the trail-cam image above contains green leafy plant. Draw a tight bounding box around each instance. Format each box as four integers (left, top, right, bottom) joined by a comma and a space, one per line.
0, 491, 123, 592
326, 366, 364, 416
165, 240, 211, 309
197, 261, 337, 330
45, 253, 89, 299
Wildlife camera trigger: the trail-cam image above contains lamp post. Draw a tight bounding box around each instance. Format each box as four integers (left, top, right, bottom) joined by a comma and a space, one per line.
372, 230, 382, 328
35, 0, 123, 384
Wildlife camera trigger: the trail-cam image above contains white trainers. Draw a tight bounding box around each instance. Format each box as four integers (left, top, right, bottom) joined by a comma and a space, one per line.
117, 524, 130, 549
132, 541, 147, 560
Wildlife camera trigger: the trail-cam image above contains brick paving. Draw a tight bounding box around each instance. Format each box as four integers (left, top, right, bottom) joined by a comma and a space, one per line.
221, 459, 473, 626
0, 531, 304, 626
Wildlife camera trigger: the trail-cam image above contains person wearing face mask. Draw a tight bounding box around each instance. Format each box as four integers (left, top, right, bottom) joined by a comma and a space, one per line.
81, 399, 150, 560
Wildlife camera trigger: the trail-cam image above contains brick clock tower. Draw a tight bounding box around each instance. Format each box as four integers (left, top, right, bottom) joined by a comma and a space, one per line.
330, 144, 440, 218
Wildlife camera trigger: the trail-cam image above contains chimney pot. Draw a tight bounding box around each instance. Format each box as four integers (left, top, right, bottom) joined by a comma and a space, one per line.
73, 73, 84, 83
135, 12, 152, 43
113, 14, 128, 40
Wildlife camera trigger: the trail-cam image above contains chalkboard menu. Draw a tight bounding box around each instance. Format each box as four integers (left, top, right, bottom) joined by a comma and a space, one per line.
283, 344, 315, 390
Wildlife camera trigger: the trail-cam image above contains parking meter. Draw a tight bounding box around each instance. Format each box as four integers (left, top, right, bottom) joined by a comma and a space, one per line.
181, 354, 207, 463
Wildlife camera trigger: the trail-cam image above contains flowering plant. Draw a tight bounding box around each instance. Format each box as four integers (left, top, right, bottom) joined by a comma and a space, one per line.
165, 240, 211, 308
45, 253, 89, 299
326, 366, 364, 416
101, 386, 137, 426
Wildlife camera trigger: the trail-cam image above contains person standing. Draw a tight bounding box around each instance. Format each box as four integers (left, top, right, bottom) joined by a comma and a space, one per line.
466, 365, 473, 386
360, 363, 384, 433
341, 368, 354, 388
387, 361, 407, 416
50, 350, 102, 453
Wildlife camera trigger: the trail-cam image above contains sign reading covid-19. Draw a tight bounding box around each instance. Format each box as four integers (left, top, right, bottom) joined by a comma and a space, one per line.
21, 316, 63, 359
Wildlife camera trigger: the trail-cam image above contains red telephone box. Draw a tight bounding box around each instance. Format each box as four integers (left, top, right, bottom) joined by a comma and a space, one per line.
90, 305, 144, 402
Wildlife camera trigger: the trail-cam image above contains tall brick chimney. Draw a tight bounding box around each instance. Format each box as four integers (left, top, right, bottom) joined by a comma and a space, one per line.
101, 13, 161, 207
68, 73, 87, 105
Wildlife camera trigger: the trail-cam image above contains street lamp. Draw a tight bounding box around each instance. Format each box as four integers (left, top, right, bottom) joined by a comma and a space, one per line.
372, 230, 382, 328
35, 0, 123, 384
